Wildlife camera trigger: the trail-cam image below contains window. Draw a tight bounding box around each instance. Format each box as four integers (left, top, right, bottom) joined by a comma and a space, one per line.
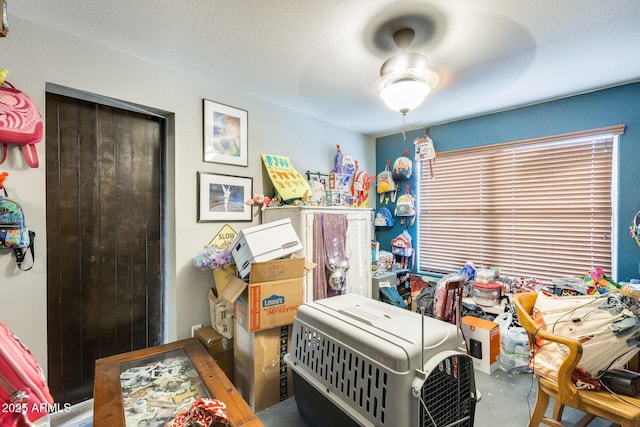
417, 125, 623, 283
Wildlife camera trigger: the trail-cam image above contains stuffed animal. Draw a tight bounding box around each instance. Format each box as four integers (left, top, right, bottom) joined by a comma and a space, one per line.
166, 398, 229, 427
587, 266, 620, 293
0, 69, 9, 86
244, 193, 271, 211
326, 257, 349, 290
0, 171, 7, 188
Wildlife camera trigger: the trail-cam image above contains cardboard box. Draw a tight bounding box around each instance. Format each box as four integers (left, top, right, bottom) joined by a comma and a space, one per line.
234, 324, 294, 412
212, 265, 237, 295
194, 326, 234, 383
230, 219, 303, 278
461, 315, 500, 375
232, 257, 313, 332
209, 278, 247, 339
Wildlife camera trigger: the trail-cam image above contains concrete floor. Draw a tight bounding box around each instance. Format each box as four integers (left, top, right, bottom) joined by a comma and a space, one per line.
256, 368, 613, 427
49, 366, 614, 426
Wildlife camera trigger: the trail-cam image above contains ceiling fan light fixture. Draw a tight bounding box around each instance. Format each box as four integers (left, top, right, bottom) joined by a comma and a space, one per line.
379, 51, 430, 77
372, 32, 439, 114
380, 80, 430, 114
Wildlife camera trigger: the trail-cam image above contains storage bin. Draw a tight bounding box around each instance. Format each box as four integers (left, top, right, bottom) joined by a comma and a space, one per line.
500, 326, 531, 374
472, 281, 501, 306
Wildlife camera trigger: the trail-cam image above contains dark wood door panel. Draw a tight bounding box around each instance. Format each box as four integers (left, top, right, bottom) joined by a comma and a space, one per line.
45, 93, 165, 404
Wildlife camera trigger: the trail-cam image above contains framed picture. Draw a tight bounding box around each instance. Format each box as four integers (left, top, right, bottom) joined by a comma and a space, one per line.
203, 99, 248, 166
197, 172, 252, 222
0, 1, 8, 37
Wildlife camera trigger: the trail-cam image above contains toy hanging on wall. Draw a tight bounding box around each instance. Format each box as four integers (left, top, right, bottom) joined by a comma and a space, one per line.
327, 257, 350, 290
414, 128, 436, 178
374, 207, 395, 227
392, 148, 413, 181
391, 230, 414, 270
630, 210, 640, 247
376, 159, 397, 203
0, 69, 42, 168
350, 160, 373, 207
319, 213, 349, 297
394, 184, 416, 225
0, 176, 35, 271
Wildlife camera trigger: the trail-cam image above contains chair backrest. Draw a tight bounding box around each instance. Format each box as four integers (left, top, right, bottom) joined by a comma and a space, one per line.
511, 292, 538, 333
438, 277, 466, 324
444, 277, 466, 293
512, 292, 584, 406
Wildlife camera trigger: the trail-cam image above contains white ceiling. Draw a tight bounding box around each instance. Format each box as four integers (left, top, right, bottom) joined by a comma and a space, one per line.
10, 0, 640, 137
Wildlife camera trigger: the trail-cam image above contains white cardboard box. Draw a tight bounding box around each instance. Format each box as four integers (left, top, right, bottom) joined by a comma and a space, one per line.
461, 316, 500, 375
231, 218, 303, 278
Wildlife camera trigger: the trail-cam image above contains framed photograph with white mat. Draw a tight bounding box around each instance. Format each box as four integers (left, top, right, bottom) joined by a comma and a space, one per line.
197, 172, 253, 222
203, 99, 248, 166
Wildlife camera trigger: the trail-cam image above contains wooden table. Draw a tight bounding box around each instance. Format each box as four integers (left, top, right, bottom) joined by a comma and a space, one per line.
93, 338, 263, 427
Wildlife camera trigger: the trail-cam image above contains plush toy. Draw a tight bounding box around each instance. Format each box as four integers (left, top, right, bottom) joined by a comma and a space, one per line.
587, 266, 620, 293
0, 69, 9, 86
167, 398, 229, 427
0, 171, 7, 188
244, 193, 271, 211
589, 267, 605, 283
326, 257, 349, 290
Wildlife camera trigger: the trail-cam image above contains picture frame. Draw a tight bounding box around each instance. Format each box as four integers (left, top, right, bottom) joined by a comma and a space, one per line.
197, 172, 252, 222
203, 99, 248, 166
1, 1, 8, 37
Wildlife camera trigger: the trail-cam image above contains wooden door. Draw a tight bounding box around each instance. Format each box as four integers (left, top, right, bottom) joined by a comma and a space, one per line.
45, 92, 166, 404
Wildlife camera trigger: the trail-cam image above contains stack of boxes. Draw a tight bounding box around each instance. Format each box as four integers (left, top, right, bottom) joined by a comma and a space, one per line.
214, 219, 315, 412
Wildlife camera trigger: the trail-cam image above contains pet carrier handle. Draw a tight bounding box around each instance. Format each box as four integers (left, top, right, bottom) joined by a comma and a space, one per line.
455, 292, 461, 348
412, 306, 428, 400
420, 306, 425, 371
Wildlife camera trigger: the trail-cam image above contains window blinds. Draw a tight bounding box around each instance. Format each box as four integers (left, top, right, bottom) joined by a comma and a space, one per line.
417, 125, 623, 283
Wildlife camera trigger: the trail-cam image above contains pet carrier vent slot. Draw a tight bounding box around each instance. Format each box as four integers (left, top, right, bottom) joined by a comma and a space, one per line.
293, 323, 389, 424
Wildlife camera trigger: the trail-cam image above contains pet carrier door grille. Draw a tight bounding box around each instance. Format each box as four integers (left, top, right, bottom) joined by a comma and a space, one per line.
419, 353, 475, 427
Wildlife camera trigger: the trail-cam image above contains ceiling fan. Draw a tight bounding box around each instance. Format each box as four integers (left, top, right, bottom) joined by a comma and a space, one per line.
372, 27, 439, 115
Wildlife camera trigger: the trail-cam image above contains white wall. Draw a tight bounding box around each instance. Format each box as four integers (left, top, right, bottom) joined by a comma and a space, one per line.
0, 17, 375, 375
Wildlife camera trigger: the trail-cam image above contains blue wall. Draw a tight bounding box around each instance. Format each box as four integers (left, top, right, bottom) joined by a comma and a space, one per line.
376, 82, 640, 281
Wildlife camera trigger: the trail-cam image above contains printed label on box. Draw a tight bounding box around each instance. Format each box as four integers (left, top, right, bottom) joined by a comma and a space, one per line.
263, 294, 285, 308
235, 258, 313, 332
461, 316, 500, 375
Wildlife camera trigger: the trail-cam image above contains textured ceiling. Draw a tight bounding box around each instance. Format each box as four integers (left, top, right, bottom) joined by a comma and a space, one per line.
10, 0, 640, 136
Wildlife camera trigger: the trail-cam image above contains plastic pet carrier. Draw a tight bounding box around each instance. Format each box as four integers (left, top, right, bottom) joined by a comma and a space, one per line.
285, 294, 477, 427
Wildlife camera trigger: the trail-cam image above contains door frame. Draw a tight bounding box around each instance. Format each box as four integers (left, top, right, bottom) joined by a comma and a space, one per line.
44, 83, 176, 396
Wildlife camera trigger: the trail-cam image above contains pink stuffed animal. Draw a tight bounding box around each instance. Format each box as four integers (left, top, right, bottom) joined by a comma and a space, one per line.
589, 267, 604, 282
245, 193, 271, 211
